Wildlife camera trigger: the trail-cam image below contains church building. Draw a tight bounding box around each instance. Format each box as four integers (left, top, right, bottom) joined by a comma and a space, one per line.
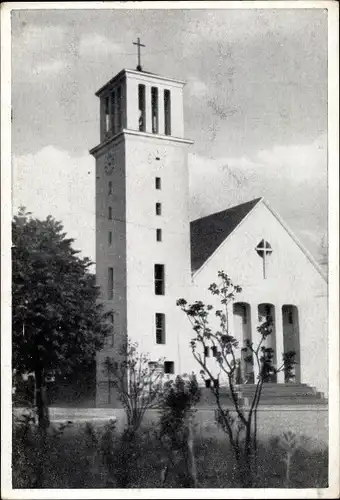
89, 46, 328, 407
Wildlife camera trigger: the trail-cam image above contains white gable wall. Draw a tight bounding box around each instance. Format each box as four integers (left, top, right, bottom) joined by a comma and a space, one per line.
192, 202, 328, 395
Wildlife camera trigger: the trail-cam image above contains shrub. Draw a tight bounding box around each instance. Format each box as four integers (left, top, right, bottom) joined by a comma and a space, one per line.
158, 374, 201, 487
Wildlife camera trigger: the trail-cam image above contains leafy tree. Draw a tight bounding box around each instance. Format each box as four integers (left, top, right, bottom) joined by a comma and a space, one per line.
103, 339, 164, 437
103, 340, 165, 487
177, 270, 296, 487
12, 208, 111, 430
158, 374, 201, 487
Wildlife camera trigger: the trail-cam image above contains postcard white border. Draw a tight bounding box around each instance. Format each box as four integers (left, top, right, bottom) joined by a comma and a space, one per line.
1, 1, 339, 499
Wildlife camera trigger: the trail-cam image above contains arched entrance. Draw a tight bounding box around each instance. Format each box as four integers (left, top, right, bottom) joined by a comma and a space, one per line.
258, 303, 277, 382
282, 305, 301, 383
233, 302, 254, 383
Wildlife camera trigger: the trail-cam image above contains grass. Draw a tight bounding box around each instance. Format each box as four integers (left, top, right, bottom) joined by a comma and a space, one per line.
12, 415, 328, 489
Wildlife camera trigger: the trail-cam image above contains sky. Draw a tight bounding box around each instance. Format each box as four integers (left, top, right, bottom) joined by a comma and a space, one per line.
11, 6, 328, 268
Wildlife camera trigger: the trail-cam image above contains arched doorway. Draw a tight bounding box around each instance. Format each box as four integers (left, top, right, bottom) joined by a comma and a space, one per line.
258, 303, 276, 382
233, 302, 254, 383
282, 305, 301, 383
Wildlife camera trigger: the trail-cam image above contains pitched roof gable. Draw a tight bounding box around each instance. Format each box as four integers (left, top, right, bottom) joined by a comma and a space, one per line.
261, 200, 327, 282
190, 197, 327, 282
190, 198, 262, 273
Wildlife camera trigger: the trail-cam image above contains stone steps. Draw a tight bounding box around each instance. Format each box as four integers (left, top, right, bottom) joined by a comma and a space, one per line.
197, 383, 327, 407
240, 387, 320, 396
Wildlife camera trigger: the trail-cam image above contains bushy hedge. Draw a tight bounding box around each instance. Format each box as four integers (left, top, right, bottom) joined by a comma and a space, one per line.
12, 411, 327, 489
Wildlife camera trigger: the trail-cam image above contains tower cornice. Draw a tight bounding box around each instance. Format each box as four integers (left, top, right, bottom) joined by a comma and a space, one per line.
89, 128, 194, 157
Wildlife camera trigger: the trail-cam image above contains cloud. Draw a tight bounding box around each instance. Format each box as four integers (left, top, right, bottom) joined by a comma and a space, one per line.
189, 135, 327, 262
255, 134, 327, 184
12, 146, 95, 263
186, 76, 209, 98
12, 24, 67, 65
180, 9, 327, 54
32, 59, 68, 77
11, 134, 327, 270
15, 24, 67, 51
189, 134, 327, 208
79, 34, 124, 59
12, 24, 70, 82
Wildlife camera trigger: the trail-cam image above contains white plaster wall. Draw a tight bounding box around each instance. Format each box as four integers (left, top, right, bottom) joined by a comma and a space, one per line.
192, 202, 328, 395
95, 137, 128, 393
125, 133, 195, 375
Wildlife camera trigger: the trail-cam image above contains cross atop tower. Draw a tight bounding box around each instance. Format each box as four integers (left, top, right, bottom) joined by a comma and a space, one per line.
133, 37, 145, 72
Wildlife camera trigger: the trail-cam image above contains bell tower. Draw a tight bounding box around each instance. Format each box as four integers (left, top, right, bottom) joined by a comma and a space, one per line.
90, 42, 194, 407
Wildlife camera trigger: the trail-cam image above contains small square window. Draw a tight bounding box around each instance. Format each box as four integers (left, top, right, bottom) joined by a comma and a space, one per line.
164, 361, 174, 374
155, 177, 161, 190
156, 203, 162, 216
149, 361, 163, 375
148, 361, 157, 372
156, 229, 162, 242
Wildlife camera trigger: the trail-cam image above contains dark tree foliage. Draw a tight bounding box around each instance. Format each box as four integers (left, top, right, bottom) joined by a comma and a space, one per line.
12, 208, 111, 429
158, 374, 201, 487
103, 340, 165, 487
159, 374, 200, 451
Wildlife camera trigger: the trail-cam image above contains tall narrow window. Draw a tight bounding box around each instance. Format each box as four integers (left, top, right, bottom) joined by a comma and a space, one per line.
164, 89, 171, 135
108, 181, 113, 195
154, 264, 165, 295
282, 305, 300, 383
151, 87, 159, 134
110, 90, 116, 134
204, 347, 210, 357
138, 84, 146, 132
156, 229, 162, 242
107, 313, 114, 347
155, 313, 166, 344
108, 231, 112, 246
156, 202, 162, 216
155, 177, 161, 190
117, 86, 122, 130
164, 361, 174, 374
108, 267, 114, 300
108, 206, 112, 220
105, 96, 110, 134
